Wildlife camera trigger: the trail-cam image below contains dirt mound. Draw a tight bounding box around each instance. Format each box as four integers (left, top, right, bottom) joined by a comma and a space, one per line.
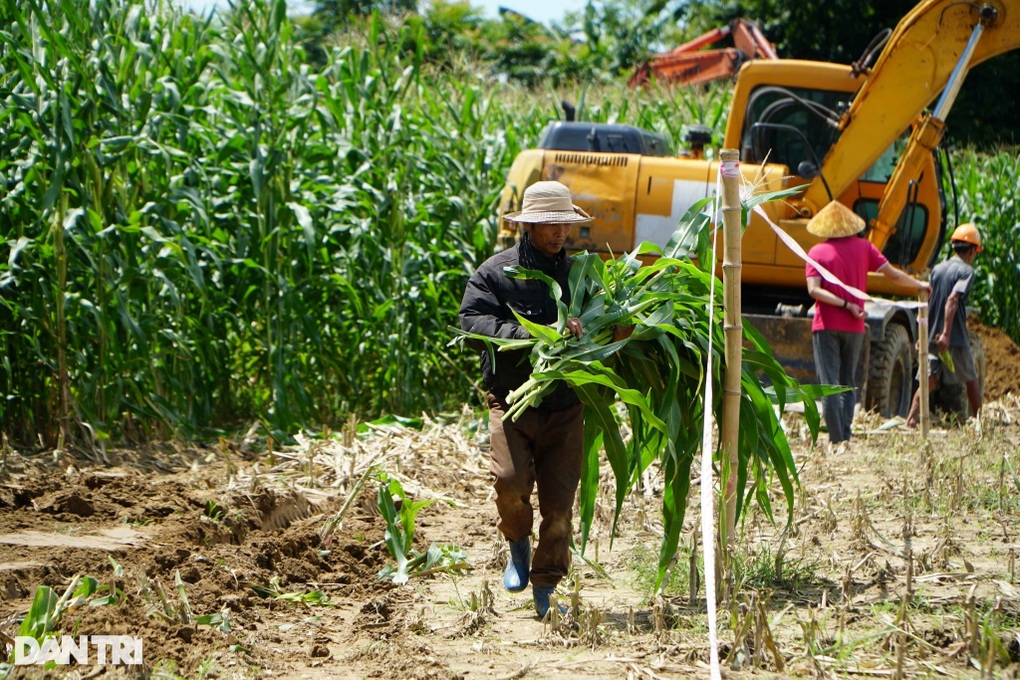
0, 464, 393, 677
973, 320, 1020, 400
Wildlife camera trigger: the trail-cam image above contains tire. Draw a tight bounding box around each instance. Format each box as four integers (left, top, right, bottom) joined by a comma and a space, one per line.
867, 324, 913, 418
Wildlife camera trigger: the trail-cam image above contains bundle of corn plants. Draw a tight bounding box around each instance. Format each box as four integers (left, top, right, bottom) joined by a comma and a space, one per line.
453, 193, 828, 588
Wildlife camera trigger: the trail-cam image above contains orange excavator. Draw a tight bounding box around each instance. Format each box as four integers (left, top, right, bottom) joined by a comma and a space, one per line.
628, 18, 777, 88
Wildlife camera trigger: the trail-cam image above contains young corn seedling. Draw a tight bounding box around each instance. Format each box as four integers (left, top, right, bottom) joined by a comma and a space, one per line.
13, 571, 126, 658
376, 474, 466, 585
15, 586, 61, 648
139, 571, 230, 631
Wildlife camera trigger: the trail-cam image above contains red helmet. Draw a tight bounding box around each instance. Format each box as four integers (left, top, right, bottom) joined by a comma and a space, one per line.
950, 222, 982, 252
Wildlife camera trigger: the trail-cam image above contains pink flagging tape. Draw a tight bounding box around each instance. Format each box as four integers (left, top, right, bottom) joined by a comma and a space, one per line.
720, 159, 740, 178
751, 203, 927, 310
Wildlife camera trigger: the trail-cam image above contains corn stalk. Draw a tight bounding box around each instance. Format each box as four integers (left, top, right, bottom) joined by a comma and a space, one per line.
0, 0, 511, 444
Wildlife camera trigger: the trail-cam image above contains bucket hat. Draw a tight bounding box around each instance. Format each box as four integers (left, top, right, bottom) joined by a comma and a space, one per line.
806, 201, 865, 238
503, 181, 594, 224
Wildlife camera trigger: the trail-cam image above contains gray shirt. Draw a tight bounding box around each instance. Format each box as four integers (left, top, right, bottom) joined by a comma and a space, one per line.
927, 254, 973, 348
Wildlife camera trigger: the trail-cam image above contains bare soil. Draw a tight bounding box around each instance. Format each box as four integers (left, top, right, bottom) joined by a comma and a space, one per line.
2, 364, 1019, 678
973, 320, 1020, 401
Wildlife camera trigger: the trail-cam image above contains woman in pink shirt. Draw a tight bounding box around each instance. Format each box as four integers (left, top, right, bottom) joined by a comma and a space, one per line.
805, 201, 929, 445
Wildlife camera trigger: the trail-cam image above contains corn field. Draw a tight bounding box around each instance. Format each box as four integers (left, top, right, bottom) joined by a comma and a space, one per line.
0, 0, 521, 444
944, 148, 1020, 342
1, 0, 1016, 448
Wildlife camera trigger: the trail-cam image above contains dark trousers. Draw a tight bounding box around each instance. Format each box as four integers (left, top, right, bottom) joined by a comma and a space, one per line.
812, 330, 864, 444
487, 394, 584, 588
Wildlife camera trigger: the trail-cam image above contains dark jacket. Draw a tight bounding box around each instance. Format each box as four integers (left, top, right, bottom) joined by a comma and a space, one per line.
459, 238, 579, 411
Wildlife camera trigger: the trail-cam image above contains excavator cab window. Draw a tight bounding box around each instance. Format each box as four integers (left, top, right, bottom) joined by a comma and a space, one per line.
856, 198, 929, 266
859, 135, 930, 266
740, 86, 847, 171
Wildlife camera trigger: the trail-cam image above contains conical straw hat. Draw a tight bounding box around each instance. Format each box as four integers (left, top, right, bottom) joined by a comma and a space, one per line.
807, 201, 865, 238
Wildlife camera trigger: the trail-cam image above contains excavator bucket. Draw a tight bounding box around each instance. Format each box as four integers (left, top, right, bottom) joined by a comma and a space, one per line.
744, 314, 818, 386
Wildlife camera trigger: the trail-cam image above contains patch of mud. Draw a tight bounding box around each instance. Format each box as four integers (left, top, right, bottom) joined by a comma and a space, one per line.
973, 320, 1020, 401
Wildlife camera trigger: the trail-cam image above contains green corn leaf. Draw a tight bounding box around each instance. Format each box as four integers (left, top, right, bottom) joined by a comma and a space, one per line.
656, 445, 694, 589
503, 265, 568, 328
18, 586, 59, 640
510, 309, 564, 345
575, 383, 631, 544
568, 253, 597, 318
377, 478, 410, 585
578, 409, 604, 552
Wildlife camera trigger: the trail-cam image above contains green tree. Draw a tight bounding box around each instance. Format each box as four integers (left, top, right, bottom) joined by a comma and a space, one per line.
314, 0, 417, 29
570, 0, 689, 74
684, 0, 915, 63
400, 1, 487, 67
476, 10, 563, 86
947, 54, 1020, 147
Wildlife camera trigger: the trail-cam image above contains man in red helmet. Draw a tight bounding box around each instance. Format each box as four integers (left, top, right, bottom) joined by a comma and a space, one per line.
906, 223, 984, 427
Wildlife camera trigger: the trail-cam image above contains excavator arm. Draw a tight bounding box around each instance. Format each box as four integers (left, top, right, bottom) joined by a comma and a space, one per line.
799, 0, 1020, 250
629, 19, 777, 88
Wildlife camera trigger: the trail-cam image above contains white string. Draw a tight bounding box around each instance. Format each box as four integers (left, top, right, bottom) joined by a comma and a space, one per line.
699, 169, 724, 680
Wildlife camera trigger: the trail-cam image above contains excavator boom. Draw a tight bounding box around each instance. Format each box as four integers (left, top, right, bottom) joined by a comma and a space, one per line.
801, 0, 1020, 230
629, 18, 777, 88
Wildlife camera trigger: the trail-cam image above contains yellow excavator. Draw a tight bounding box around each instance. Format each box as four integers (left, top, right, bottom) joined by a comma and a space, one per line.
498, 0, 1019, 418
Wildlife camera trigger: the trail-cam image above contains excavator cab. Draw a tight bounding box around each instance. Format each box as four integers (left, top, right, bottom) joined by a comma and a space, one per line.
740, 85, 847, 171
727, 63, 946, 295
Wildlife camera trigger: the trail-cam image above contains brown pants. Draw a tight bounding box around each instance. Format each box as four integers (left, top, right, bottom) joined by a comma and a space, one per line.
487, 394, 584, 588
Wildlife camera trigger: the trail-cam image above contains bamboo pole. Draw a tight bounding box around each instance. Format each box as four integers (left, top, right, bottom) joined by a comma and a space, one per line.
918, 290, 930, 438
719, 149, 742, 547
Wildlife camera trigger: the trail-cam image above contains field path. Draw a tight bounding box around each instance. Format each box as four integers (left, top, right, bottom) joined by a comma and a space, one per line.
2, 399, 1019, 678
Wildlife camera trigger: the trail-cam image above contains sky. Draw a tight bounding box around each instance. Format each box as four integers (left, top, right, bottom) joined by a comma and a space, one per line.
471, 0, 588, 24
181, 0, 588, 26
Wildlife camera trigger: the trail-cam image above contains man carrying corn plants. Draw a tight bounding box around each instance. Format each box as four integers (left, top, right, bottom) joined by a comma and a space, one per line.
906, 223, 984, 428
458, 181, 593, 618
804, 201, 929, 445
